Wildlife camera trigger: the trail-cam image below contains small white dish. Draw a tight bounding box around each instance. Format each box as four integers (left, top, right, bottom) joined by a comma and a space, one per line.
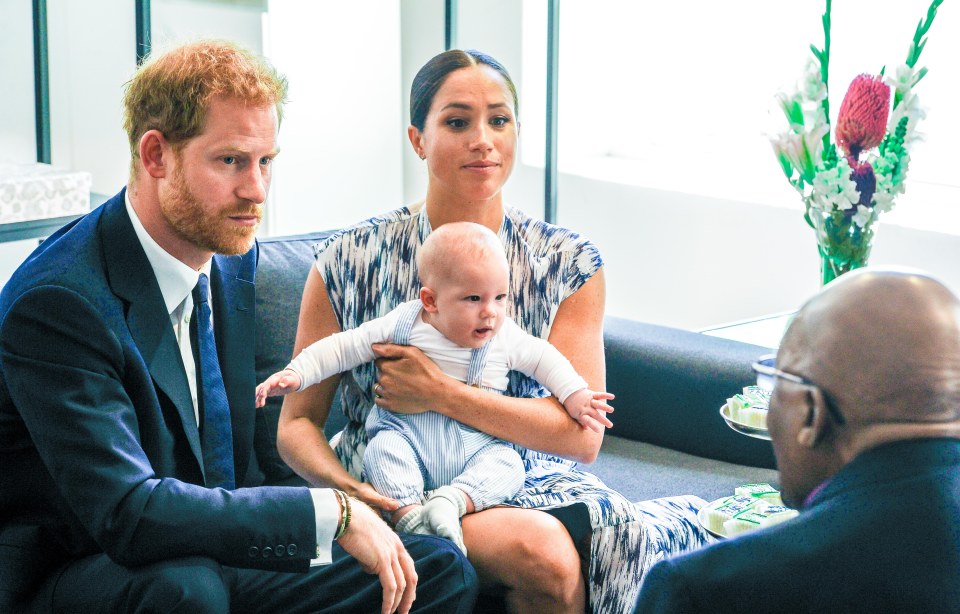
719, 403, 771, 441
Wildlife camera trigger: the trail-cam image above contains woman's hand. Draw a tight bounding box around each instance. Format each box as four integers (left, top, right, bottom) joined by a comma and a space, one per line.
347, 481, 402, 515
371, 343, 452, 414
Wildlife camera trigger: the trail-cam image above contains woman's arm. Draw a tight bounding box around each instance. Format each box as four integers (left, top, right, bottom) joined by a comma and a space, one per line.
373, 269, 608, 464
277, 266, 399, 511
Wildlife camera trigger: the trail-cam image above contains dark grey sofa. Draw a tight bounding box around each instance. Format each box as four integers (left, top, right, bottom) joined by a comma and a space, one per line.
254, 232, 780, 503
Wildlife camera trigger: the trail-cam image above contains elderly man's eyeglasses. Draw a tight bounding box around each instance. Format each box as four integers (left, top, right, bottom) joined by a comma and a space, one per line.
751, 356, 846, 426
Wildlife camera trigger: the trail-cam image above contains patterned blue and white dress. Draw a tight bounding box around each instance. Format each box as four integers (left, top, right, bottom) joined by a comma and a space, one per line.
315, 202, 710, 613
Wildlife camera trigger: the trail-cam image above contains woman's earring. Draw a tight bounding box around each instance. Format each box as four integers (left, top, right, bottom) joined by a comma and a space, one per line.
419, 152, 426, 160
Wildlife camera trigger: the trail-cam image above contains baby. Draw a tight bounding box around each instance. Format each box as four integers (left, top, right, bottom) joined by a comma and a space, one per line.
256, 221, 613, 554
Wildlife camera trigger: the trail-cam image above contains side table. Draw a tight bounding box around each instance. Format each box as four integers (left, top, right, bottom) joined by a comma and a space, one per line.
699, 311, 794, 349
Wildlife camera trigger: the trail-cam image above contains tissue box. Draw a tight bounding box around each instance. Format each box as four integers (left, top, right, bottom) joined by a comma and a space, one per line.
0, 163, 92, 225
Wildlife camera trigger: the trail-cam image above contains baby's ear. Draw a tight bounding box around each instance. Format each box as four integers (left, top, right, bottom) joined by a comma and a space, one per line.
420, 287, 439, 312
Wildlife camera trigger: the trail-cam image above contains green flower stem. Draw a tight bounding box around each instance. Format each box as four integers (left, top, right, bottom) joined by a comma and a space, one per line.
907, 0, 943, 69
896, 0, 942, 108
815, 0, 832, 157
816, 210, 875, 285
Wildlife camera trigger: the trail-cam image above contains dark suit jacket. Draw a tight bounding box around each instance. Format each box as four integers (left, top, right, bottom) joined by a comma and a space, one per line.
634, 438, 960, 613
0, 190, 316, 607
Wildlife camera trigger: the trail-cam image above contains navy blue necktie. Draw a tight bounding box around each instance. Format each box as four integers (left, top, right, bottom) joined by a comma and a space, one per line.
191, 273, 236, 489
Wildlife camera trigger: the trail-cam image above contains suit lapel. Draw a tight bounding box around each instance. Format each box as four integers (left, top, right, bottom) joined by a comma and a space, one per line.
100, 193, 205, 471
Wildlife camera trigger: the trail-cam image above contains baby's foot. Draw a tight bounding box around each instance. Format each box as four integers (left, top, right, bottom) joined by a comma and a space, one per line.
393, 488, 468, 554
418, 486, 467, 555
394, 505, 425, 534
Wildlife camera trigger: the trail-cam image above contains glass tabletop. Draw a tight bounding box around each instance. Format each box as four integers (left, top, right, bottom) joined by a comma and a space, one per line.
699, 311, 794, 348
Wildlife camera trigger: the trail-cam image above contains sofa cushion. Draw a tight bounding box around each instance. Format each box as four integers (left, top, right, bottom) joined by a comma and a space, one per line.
589, 436, 778, 503
254, 232, 348, 484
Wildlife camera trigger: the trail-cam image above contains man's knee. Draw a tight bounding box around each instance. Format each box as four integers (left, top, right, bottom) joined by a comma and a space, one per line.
400, 534, 479, 613
130, 556, 229, 613
41, 555, 229, 614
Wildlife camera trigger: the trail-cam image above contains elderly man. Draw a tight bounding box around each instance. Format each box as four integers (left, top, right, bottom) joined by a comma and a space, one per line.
634, 268, 960, 613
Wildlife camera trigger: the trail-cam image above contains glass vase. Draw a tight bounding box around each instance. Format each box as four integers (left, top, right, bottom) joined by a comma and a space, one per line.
811, 209, 875, 286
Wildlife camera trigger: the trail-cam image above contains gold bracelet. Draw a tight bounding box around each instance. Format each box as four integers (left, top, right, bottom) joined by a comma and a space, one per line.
340, 492, 352, 538
333, 490, 348, 540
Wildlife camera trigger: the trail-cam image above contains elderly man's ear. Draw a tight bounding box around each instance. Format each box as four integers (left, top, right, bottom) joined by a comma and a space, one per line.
797, 388, 832, 448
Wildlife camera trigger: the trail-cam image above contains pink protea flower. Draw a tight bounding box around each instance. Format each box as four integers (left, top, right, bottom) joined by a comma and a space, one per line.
835, 74, 891, 162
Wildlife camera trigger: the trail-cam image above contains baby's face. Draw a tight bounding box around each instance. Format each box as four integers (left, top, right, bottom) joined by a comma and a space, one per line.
427, 257, 509, 348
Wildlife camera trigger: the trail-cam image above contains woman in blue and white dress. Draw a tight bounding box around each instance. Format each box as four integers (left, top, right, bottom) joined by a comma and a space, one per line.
277, 49, 710, 613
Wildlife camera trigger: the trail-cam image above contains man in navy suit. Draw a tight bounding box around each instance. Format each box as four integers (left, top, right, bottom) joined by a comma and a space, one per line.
0, 41, 476, 613
634, 268, 960, 613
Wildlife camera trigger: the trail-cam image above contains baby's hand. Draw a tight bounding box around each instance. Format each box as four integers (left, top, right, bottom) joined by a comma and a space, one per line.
563, 389, 614, 433
254, 369, 303, 408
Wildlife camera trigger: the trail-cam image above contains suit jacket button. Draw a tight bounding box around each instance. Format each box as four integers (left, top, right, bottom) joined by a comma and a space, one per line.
287, 543, 298, 556
275, 545, 286, 556
262, 546, 273, 558
248, 546, 259, 558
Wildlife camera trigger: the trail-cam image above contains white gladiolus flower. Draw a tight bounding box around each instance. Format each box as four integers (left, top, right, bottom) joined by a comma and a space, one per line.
852, 205, 874, 228
800, 58, 827, 102
811, 160, 860, 214
873, 191, 895, 213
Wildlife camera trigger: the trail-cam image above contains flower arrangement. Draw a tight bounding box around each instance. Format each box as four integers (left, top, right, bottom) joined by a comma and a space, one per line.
771, 0, 943, 285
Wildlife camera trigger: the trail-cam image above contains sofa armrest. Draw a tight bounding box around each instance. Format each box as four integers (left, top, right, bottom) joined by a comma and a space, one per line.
603, 316, 776, 469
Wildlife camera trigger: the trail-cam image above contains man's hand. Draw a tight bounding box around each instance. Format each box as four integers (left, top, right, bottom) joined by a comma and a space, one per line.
337, 497, 418, 614
254, 369, 302, 408
562, 389, 614, 433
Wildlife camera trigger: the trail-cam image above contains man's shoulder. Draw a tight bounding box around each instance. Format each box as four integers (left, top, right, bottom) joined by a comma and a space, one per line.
680, 513, 835, 578
216, 242, 258, 284
1, 205, 112, 315
637, 522, 811, 612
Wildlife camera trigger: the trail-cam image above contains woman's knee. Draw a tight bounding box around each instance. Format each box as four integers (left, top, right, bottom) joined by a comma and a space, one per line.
517, 524, 582, 602
469, 510, 583, 608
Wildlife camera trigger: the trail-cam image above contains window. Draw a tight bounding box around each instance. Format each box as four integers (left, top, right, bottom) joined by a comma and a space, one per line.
522, 0, 960, 235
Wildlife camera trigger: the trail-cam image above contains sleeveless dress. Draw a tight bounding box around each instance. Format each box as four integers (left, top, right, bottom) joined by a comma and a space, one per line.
315, 202, 710, 613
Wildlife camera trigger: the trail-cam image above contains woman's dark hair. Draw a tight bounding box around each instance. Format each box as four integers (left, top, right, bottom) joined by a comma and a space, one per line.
409, 49, 518, 131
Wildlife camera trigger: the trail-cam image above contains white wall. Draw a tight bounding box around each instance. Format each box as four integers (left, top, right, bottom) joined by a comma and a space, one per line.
400, 0, 443, 205
552, 173, 960, 329
0, 0, 37, 163
266, 0, 404, 235
48, 0, 136, 195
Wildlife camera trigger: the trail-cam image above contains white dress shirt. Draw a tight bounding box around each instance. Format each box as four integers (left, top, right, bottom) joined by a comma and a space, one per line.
124, 193, 338, 564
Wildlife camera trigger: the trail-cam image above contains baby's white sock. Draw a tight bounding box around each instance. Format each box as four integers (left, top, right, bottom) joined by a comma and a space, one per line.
420, 486, 468, 554
396, 486, 468, 555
